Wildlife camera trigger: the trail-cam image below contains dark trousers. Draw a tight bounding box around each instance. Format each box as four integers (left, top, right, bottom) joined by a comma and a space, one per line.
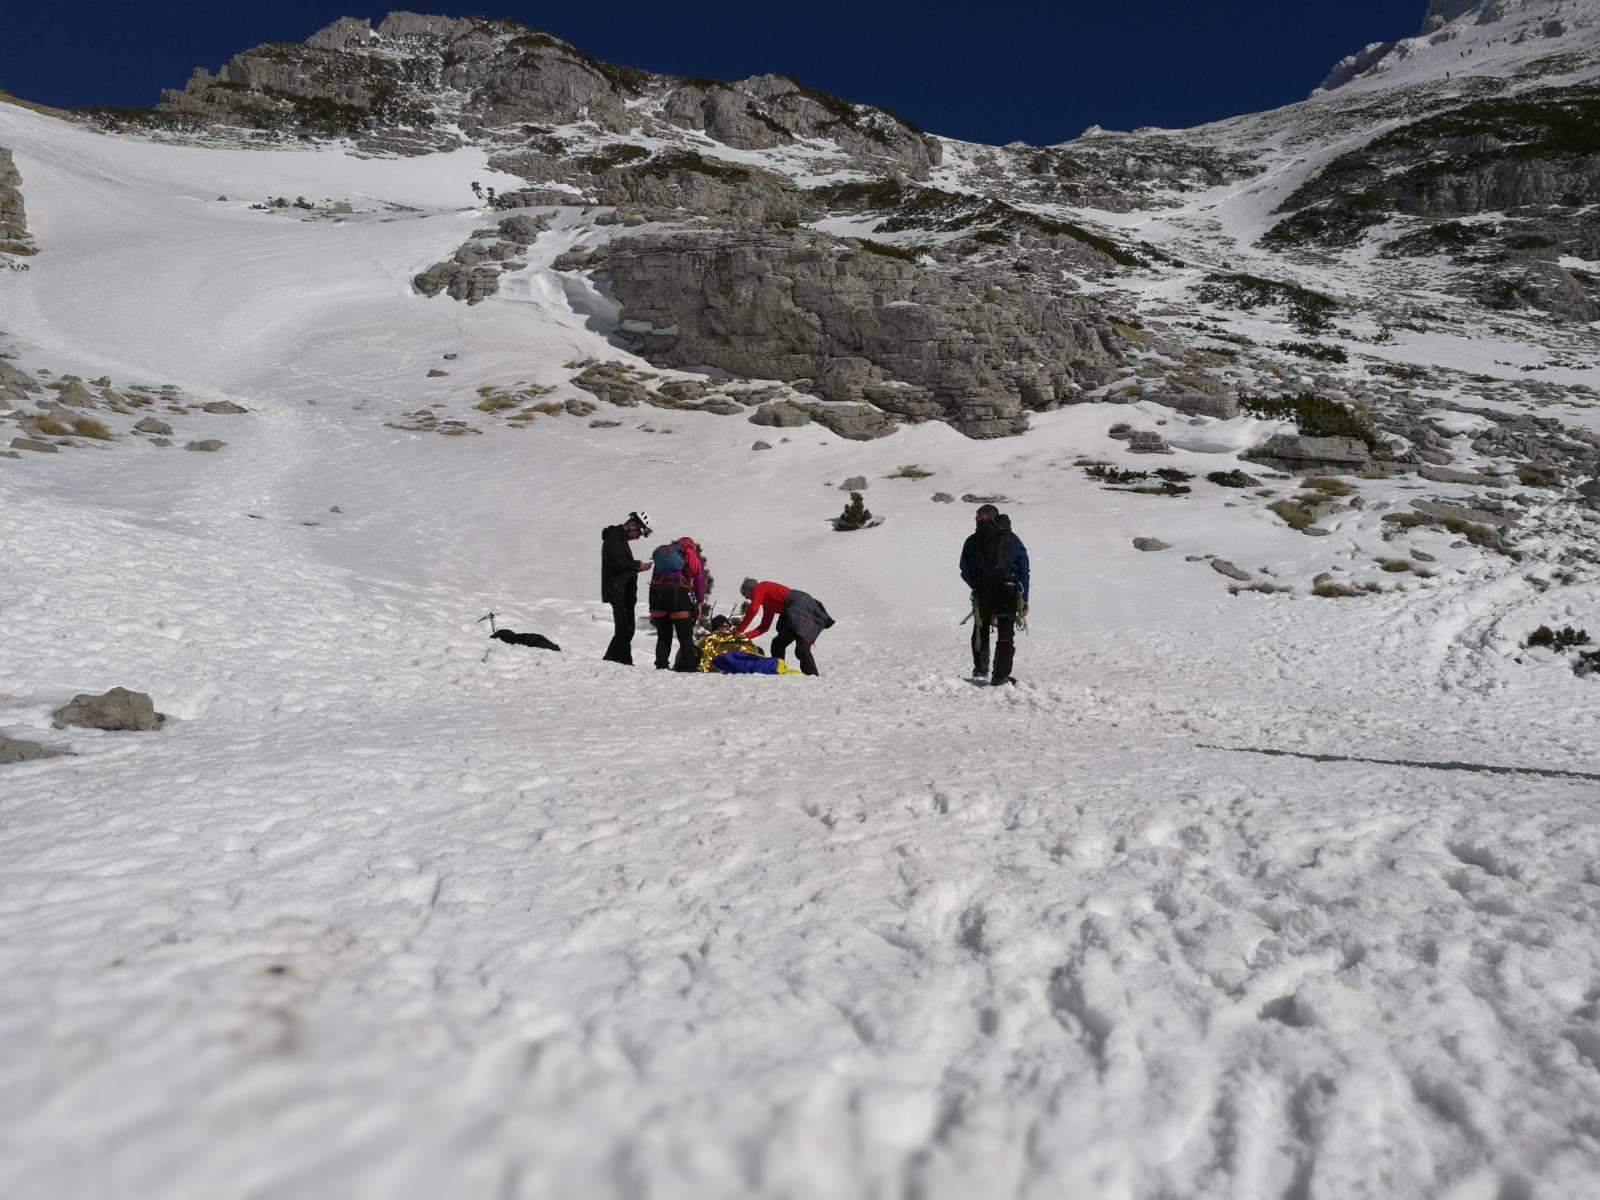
604, 598, 636, 664
771, 613, 818, 676
972, 584, 1017, 681
652, 616, 696, 670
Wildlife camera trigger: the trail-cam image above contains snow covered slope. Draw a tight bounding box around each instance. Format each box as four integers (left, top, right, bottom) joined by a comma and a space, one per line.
3, 12, 1600, 1200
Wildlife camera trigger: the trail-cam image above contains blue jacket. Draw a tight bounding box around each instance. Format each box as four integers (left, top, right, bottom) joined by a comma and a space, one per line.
960, 528, 1030, 598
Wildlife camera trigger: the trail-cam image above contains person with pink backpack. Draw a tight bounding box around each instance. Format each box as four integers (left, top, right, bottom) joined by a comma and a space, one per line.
648, 536, 707, 671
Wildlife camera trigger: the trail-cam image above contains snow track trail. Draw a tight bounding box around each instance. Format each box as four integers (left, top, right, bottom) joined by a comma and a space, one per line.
4, 100, 1600, 1199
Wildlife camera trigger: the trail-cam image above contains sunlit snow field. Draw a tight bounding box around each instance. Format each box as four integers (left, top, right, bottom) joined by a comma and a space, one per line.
3, 97, 1600, 1200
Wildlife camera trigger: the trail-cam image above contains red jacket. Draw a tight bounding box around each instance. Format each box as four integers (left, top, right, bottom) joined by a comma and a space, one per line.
735, 581, 789, 637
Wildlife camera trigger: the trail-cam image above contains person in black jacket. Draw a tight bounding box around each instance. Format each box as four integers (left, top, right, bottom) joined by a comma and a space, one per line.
600, 511, 653, 664
959, 505, 1030, 685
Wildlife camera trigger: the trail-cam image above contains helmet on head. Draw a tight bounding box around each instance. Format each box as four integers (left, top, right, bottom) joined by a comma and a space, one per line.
628, 510, 652, 536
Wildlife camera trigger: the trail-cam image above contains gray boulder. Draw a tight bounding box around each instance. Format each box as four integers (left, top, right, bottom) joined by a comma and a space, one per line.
134, 417, 174, 435
751, 401, 812, 428
202, 401, 248, 415
809, 403, 895, 441
751, 440, 773, 451
0, 736, 67, 764
57, 381, 98, 407
1126, 431, 1173, 455
51, 687, 164, 732
840, 476, 868, 492
1133, 538, 1171, 552
11, 437, 58, 453
185, 439, 225, 452
413, 261, 500, 304
1246, 434, 1372, 474
1210, 559, 1251, 582
1156, 392, 1240, 420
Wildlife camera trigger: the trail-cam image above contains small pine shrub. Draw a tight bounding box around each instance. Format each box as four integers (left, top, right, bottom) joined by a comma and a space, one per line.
1278, 340, 1348, 364
1155, 468, 1193, 483
1376, 558, 1413, 573
834, 491, 876, 531
1526, 625, 1591, 651
1241, 393, 1378, 449
887, 464, 934, 479
1086, 464, 1148, 485
855, 239, 924, 263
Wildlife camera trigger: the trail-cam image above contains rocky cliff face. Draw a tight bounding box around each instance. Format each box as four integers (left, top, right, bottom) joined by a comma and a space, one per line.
0, 147, 30, 252
152, 13, 938, 175
585, 230, 1122, 438
1263, 86, 1600, 319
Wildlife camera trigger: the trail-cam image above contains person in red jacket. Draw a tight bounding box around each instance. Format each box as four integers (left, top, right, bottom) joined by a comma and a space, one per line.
735, 577, 833, 676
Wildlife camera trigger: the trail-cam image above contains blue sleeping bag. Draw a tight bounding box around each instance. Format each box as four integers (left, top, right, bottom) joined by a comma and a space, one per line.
711, 651, 784, 675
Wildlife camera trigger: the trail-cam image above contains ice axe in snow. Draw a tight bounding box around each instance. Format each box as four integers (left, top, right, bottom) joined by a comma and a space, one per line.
477, 611, 561, 654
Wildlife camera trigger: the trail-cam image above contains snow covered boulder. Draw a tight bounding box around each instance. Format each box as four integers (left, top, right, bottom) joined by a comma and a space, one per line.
51, 687, 164, 732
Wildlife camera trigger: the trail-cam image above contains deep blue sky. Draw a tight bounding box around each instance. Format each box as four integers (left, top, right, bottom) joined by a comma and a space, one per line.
3, 2, 1423, 145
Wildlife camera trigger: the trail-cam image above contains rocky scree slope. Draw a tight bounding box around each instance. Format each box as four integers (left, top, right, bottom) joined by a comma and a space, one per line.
34, 4, 1600, 486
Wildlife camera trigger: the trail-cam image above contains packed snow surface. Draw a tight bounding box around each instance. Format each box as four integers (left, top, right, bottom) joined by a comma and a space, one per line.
4, 102, 1600, 1200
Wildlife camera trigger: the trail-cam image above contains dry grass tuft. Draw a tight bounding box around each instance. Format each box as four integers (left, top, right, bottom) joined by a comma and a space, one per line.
28, 415, 71, 436
1269, 499, 1318, 531
1312, 581, 1360, 598
70, 415, 113, 440
887, 464, 935, 479
1302, 476, 1355, 497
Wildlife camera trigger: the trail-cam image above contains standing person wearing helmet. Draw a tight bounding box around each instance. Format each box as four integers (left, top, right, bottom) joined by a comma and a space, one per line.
959, 504, 1030, 685
600, 510, 653, 665
735, 577, 834, 676
648, 535, 707, 671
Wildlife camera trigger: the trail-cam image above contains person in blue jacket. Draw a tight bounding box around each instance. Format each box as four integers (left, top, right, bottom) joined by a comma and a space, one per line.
959, 504, 1029, 685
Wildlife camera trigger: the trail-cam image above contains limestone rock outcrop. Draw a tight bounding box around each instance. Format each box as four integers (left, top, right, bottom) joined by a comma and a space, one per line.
0, 147, 32, 253
589, 230, 1122, 439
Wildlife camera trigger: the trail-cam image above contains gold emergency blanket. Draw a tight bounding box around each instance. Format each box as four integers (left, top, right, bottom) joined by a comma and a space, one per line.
696, 627, 764, 672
